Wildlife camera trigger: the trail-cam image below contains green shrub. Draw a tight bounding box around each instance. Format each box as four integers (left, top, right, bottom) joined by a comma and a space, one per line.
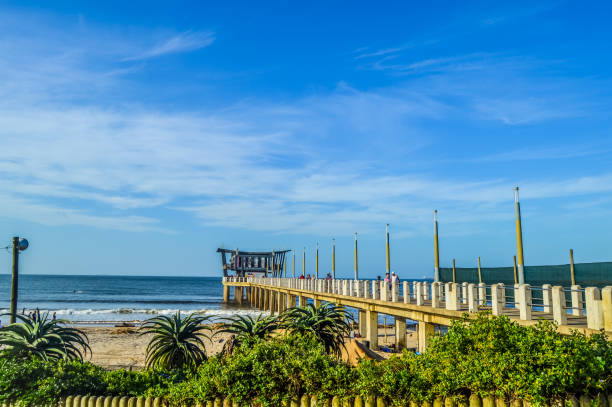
0, 315, 609, 407
164, 332, 356, 406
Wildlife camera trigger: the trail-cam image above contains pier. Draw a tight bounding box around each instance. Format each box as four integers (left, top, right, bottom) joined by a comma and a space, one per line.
223, 277, 612, 352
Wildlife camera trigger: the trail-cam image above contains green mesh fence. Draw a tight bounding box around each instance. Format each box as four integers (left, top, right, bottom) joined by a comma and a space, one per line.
439, 261, 612, 288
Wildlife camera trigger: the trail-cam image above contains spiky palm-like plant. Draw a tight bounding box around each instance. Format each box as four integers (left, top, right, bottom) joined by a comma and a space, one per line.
0, 313, 90, 361
219, 314, 279, 343
140, 311, 213, 371
280, 302, 352, 357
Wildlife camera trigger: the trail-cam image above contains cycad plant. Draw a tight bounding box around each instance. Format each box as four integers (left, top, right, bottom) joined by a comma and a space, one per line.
140, 311, 213, 371
0, 313, 90, 361
280, 302, 352, 357
219, 314, 279, 343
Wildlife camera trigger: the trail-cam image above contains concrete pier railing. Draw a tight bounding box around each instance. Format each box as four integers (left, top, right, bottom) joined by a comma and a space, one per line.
5, 392, 610, 407
223, 276, 611, 351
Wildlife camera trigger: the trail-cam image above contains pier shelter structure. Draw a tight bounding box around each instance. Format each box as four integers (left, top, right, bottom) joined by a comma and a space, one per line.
218, 248, 290, 305
222, 276, 612, 353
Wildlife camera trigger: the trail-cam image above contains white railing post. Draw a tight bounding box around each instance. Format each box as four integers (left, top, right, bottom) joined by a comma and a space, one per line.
461, 282, 468, 305
571, 285, 584, 316
468, 283, 478, 313
517, 284, 532, 321
363, 280, 370, 299
491, 283, 503, 315
416, 283, 424, 306
602, 286, 612, 332
431, 282, 440, 308
412, 281, 418, 299
478, 282, 487, 306
422, 281, 430, 301
542, 284, 552, 313
445, 282, 460, 311
403, 281, 410, 304
585, 287, 604, 330
552, 286, 567, 325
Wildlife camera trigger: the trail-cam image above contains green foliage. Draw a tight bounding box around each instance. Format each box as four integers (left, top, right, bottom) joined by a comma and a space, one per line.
0, 358, 172, 406
217, 314, 279, 344
0, 313, 91, 361
164, 333, 356, 406
398, 314, 612, 404
280, 302, 353, 357
140, 312, 213, 371
1, 314, 610, 407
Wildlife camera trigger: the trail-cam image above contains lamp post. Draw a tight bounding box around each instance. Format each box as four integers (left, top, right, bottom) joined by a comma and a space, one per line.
354, 232, 358, 280
514, 187, 525, 285
316, 242, 319, 279
10, 236, 28, 324
385, 224, 390, 276
332, 238, 336, 279
433, 210, 440, 283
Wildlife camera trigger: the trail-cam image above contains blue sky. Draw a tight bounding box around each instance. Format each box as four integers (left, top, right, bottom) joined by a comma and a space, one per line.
1, 1, 612, 278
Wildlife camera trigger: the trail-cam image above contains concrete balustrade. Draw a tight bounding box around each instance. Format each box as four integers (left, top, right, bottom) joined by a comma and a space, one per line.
403, 281, 410, 304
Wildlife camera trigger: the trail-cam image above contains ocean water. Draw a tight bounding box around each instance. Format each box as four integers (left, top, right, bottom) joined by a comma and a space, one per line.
0, 274, 260, 325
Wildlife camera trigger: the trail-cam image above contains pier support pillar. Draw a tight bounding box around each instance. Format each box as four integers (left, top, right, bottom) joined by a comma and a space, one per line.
288, 294, 297, 308
366, 309, 378, 349
277, 292, 284, 314
223, 285, 230, 303
395, 317, 407, 350
417, 321, 434, 353
358, 310, 367, 337
236, 286, 244, 305
314, 297, 322, 308
269, 291, 276, 316
299, 295, 307, 307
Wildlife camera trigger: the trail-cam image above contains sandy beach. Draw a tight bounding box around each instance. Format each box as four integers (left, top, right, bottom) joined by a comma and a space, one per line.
83, 325, 418, 370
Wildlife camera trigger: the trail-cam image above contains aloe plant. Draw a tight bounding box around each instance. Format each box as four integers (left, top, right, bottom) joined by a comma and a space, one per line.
280, 302, 352, 357
140, 311, 213, 370
0, 313, 90, 361
218, 314, 279, 343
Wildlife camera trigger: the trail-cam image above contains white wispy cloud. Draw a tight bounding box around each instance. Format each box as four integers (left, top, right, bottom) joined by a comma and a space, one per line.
0, 11, 610, 237
123, 31, 215, 61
